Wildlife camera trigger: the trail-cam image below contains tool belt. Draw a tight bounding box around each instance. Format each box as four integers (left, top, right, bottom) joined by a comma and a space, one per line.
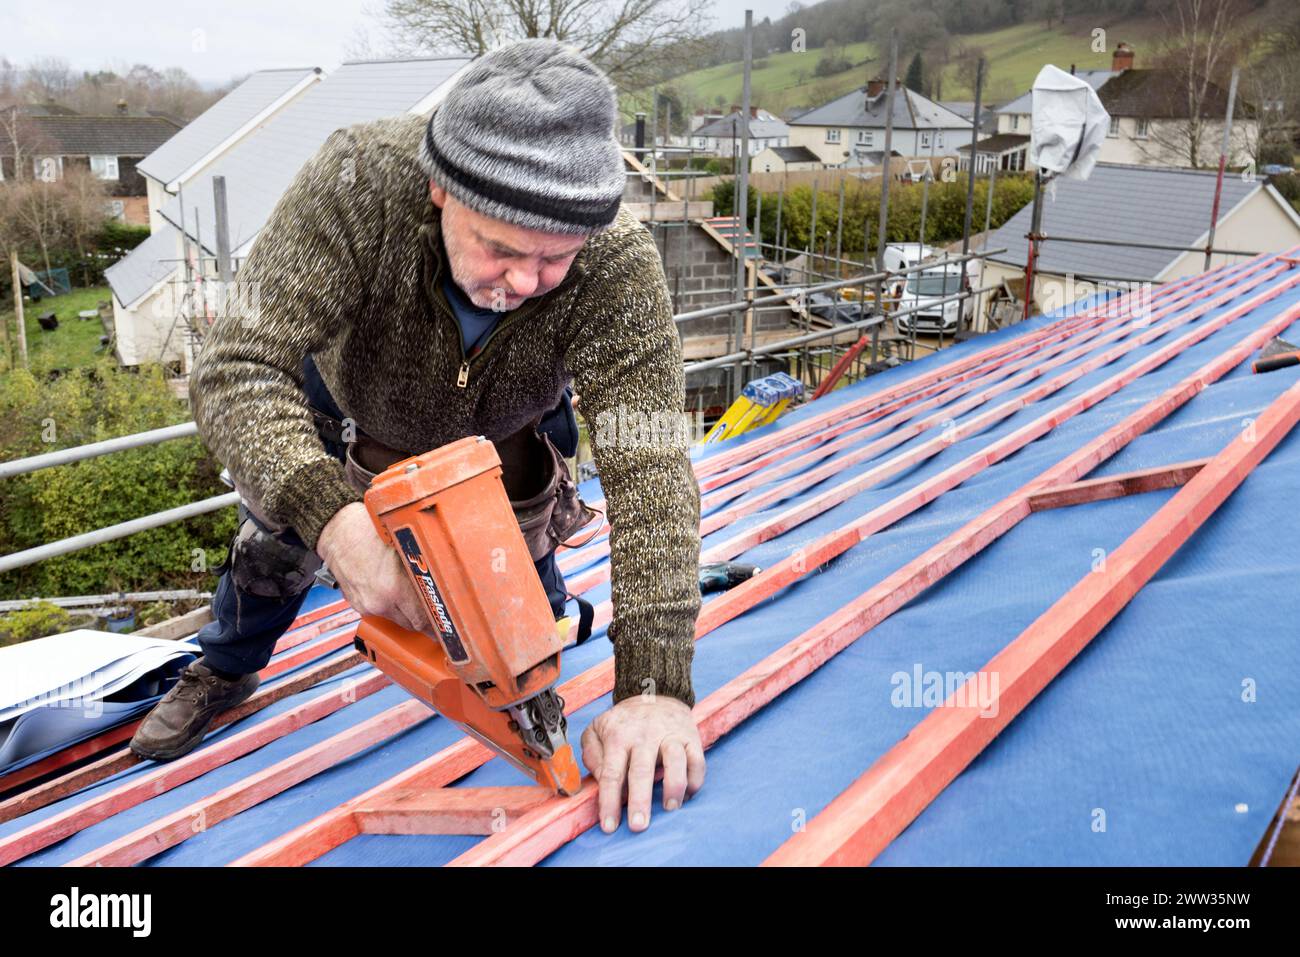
312, 408, 598, 564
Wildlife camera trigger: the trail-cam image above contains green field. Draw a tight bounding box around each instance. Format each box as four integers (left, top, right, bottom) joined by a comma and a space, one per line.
637, 16, 1170, 118
1, 285, 113, 372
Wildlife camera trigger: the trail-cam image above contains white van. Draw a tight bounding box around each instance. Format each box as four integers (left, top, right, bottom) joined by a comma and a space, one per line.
881, 243, 938, 275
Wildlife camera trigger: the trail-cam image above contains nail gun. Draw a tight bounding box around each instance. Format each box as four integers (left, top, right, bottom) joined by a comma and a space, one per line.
352, 436, 582, 795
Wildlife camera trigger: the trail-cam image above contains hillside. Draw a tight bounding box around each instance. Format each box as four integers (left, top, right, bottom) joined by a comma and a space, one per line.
635, 15, 1173, 120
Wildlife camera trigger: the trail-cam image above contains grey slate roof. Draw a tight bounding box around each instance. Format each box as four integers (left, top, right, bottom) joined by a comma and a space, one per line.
956, 132, 1031, 154
137, 68, 321, 185
984, 163, 1263, 280
694, 110, 789, 139
156, 56, 472, 257
789, 86, 972, 131
995, 70, 1116, 115
0, 115, 181, 157
105, 224, 181, 308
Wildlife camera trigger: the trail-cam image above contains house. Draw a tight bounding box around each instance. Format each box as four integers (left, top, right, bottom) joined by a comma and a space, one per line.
955, 132, 1031, 173
104, 57, 474, 369
689, 107, 789, 157
690, 107, 727, 131
787, 77, 974, 166
941, 100, 999, 135
994, 44, 1258, 169
750, 144, 822, 174
134, 67, 323, 232
977, 162, 1300, 321
0, 103, 182, 225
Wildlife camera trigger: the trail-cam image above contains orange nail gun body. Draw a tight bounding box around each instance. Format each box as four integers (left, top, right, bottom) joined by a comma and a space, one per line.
353, 436, 581, 795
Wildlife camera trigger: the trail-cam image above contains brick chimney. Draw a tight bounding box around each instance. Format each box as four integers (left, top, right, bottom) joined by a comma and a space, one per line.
1112, 42, 1134, 72
116, 99, 128, 114
866, 77, 884, 97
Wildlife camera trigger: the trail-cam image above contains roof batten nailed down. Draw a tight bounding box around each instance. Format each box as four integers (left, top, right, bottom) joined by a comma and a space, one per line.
4, 250, 1300, 867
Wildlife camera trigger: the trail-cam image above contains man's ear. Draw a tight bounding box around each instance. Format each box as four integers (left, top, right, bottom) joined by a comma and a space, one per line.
429, 181, 447, 208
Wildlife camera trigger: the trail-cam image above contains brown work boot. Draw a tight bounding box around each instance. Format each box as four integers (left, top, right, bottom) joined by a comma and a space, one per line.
129, 659, 259, 762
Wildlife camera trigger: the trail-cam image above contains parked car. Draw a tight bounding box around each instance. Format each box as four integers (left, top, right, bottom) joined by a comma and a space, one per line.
1261, 164, 1295, 177
892, 263, 973, 334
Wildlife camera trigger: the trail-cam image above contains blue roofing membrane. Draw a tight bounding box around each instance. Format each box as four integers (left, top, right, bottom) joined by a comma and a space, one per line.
5, 251, 1300, 866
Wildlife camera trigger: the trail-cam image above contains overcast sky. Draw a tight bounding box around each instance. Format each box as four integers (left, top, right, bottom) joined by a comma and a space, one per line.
2, 0, 791, 87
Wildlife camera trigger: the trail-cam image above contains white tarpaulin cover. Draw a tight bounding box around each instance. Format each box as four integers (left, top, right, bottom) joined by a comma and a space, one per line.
0, 630, 198, 772
1028, 64, 1111, 180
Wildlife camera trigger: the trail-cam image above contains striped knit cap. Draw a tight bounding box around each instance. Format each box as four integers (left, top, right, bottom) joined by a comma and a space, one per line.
418, 39, 625, 235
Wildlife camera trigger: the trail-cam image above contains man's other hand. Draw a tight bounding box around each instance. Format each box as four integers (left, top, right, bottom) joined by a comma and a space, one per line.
580, 695, 705, 834
317, 502, 426, 632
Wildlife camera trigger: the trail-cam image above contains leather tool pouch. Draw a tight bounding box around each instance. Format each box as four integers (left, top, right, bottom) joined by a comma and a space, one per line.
325, 411, 597, 563
496, 424, 598, 563
227, 506, 324, 600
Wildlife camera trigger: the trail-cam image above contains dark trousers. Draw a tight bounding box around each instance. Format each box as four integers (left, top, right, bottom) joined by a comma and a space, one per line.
196, 358, 574, 676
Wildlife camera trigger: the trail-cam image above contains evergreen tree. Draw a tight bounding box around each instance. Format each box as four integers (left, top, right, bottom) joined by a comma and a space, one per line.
905, 53, 925, 93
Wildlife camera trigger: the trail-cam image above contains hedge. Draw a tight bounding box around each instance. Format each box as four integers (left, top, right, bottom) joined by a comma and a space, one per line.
712, 174, 1036, 263
0, 360, 236, 600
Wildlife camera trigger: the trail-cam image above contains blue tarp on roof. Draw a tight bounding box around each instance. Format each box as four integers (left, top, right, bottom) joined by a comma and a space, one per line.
5, 253, 1300, 866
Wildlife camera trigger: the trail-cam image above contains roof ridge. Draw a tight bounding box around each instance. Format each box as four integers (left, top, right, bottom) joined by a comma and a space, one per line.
340, 55, 475, 66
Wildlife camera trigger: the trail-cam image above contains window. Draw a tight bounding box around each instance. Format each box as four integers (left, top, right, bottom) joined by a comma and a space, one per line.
937, 132, 944, 149
920, 132, 932, 150
907, 271, 962, 296
1135, 118, 1150, 139
826, 128, 841, 143
90, 155, 120, 180
857, 129, 874, 147
1011, 114, 1020, 130
33, 155, 62, 182
106, 200, 125, 221
1108, 116, 1120, 138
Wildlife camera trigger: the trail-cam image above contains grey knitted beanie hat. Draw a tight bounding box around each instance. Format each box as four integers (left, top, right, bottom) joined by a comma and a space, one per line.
418, 38, 625, 235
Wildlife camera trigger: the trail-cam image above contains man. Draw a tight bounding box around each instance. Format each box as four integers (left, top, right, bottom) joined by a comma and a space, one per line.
130, 39, 705, 834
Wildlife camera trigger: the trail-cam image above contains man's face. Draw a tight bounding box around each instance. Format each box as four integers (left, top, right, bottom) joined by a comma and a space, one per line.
430, 183, 586, 311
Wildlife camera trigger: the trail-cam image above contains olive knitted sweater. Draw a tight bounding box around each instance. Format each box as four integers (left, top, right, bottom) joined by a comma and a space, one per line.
190, 115, 701, 707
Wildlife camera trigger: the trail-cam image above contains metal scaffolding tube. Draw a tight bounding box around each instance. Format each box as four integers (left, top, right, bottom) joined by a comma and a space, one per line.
0, 422, 200, 479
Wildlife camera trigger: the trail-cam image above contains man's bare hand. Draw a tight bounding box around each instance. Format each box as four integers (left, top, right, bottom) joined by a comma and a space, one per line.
317, 502, 426, 632
580, 694, 705, 834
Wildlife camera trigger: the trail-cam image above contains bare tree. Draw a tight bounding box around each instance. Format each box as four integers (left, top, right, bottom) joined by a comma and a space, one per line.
0, 57, 18, 104
0, 106, 58, 183
1136, 0, 1256, 168
953, 45, 985, 99
58, 167, 110, 286
25, 56, 74, 103
3, 178, 64, 275
375, 0, 715, 90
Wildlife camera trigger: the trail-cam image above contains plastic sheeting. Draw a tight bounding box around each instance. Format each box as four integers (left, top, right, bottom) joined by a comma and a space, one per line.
0, 631, 198, 775
1028, 64, 1110, 180
5, 262, 1300, 866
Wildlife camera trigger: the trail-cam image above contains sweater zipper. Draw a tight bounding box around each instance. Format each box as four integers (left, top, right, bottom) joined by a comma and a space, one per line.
456, 318, 511, 388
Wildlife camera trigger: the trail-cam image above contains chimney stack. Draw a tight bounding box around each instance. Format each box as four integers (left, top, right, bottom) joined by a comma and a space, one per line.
1111, 42, 1134, 72
866, 77, 884, 98
116, 99, 128, 115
